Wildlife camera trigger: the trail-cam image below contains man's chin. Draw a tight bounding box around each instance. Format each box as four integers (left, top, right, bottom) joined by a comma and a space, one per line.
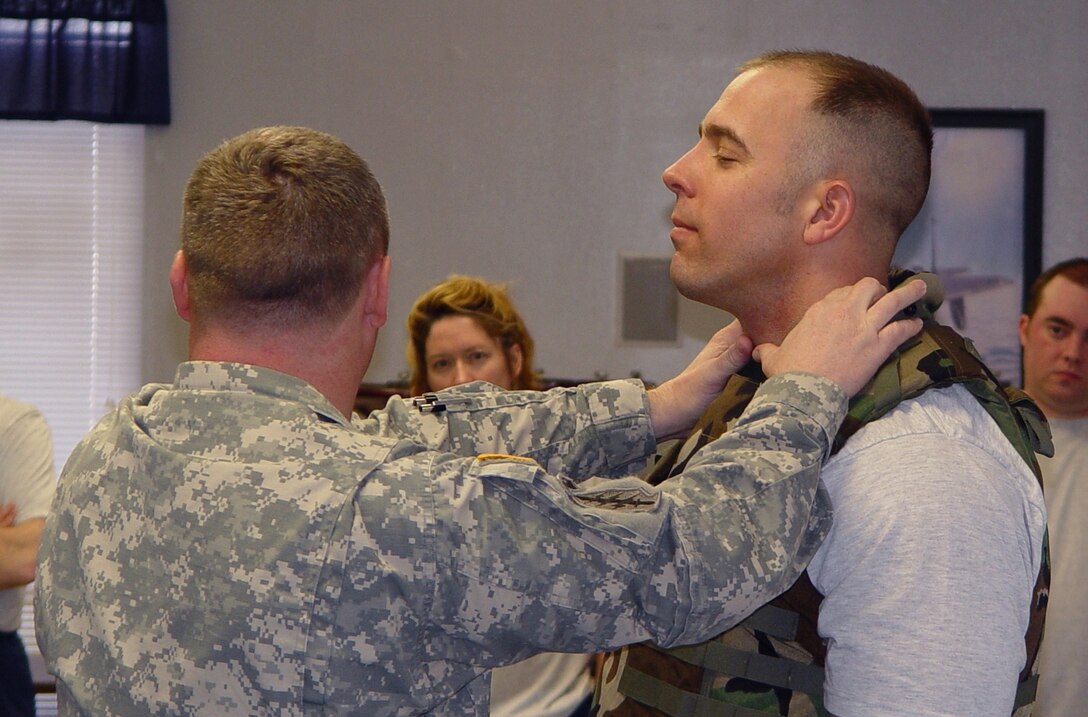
670, 274, 704, 304
675, 283, 731, 315
670, 260, 736, 309
1042, 381, 1088, 415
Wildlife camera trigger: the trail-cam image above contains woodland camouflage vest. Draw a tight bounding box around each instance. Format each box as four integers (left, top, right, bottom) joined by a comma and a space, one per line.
594, 275, 1053, 717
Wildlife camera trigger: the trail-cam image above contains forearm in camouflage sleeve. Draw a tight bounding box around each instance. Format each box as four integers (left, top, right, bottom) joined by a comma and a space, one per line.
633, 372, 843, 647
426, 373, 844, 657
378, 379, 656, 480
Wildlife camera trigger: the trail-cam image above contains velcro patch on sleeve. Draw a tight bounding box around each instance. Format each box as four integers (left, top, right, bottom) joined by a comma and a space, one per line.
475, 453, 540, 466
470, 453, 544, 484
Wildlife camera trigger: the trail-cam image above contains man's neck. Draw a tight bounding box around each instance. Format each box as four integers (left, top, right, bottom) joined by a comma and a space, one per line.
733, 270, 889, 347
716, 211, 897, 343
188, 323, 369, 420
734, 305, 804, 347
1030, 394, 1088, 422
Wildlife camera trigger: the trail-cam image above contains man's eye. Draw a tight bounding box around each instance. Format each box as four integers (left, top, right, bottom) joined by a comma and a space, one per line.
714, 154, 735, 166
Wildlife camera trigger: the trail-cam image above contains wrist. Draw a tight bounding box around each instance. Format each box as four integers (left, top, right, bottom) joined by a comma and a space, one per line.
648, 381, 690, 440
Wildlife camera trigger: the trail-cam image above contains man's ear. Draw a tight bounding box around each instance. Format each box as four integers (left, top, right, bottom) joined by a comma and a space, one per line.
1018, 313, 1030, 349
169, 250, 192, 322
802, 179, 855, 246
362, 255, 391, 329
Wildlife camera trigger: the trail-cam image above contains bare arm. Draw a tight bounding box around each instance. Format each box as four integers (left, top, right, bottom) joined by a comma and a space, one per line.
0, 516, 44, 588
0, 402, 57, 588
0, 501, 16, 527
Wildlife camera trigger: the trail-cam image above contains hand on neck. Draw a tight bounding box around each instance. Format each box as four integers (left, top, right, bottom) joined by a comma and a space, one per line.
732, 257, 891, 349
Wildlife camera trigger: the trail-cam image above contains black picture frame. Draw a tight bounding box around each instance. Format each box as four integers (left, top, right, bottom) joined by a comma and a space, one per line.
893, 108, 1044, 386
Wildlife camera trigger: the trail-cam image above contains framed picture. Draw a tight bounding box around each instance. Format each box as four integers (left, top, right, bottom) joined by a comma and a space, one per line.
893, 108, 1044, 387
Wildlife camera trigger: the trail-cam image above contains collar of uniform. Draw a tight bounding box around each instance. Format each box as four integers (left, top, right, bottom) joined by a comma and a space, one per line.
172, 361, 350, 426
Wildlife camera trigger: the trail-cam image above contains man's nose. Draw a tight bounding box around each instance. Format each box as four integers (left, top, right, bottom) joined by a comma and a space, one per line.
1061, 336, 1086, 364
662, 148, 695, 196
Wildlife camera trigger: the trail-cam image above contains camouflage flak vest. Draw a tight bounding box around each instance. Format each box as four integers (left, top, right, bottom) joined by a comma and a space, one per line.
594, 273, 1053, 717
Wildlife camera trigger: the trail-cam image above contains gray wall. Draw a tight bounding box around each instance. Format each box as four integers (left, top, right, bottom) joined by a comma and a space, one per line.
143, 0, 1088, 386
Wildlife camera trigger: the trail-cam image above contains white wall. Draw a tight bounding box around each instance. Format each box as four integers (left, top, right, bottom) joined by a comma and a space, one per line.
143, 0, 1088, 386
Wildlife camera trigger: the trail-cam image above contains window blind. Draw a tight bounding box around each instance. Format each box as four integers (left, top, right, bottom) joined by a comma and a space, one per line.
0, 119, 145, 712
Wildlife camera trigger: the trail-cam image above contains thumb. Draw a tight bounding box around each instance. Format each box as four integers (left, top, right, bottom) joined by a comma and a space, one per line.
751, 341, 775, 365
723, 333, 755, 374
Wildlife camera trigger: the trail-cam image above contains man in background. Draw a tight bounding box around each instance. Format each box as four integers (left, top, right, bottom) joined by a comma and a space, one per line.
0, 394, 55, 717
1020, 257, 1088, 716
596, 50, 1048, 717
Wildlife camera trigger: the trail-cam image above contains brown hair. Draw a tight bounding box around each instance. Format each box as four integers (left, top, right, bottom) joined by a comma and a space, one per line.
407, 275, 539, 395
1024, 257, 1088, 316
181, 126, 389, 330
741, 50, 933, 239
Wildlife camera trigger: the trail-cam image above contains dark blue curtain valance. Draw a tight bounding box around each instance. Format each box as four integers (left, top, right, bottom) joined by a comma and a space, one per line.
0, 0, 170, 124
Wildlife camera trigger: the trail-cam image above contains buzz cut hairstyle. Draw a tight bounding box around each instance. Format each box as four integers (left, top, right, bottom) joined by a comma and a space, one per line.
181, 126, 390, 331
741, 50, 934, 239
1024, 257, 1088, 317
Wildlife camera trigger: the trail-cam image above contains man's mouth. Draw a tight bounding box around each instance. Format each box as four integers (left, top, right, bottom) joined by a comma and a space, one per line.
671, 215, 696, 232
1050, 369, 1085, 385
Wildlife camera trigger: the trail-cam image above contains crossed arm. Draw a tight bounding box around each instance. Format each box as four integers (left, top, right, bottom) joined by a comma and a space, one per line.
0, 503, 44, 588
0, 402, 56, 589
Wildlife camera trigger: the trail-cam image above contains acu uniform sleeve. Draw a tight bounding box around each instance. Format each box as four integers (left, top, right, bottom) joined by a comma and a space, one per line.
424, 373, 844, 661
378, 379, 657, 481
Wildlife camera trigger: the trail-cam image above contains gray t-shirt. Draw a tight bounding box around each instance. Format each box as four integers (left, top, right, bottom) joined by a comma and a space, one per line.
0, 394, 55, 631
810, 384, 1046, 717
1034, 416, 1088, 716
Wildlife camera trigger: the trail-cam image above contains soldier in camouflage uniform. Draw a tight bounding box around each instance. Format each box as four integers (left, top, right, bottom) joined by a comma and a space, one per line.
34, 126, 925, 716
595, 51, 1048, 717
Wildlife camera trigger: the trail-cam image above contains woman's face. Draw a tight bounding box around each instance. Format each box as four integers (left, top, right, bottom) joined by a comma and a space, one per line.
424, 314, 522, 391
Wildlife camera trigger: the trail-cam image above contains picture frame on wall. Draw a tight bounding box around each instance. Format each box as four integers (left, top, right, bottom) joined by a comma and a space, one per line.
893, 108, 1044, 387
